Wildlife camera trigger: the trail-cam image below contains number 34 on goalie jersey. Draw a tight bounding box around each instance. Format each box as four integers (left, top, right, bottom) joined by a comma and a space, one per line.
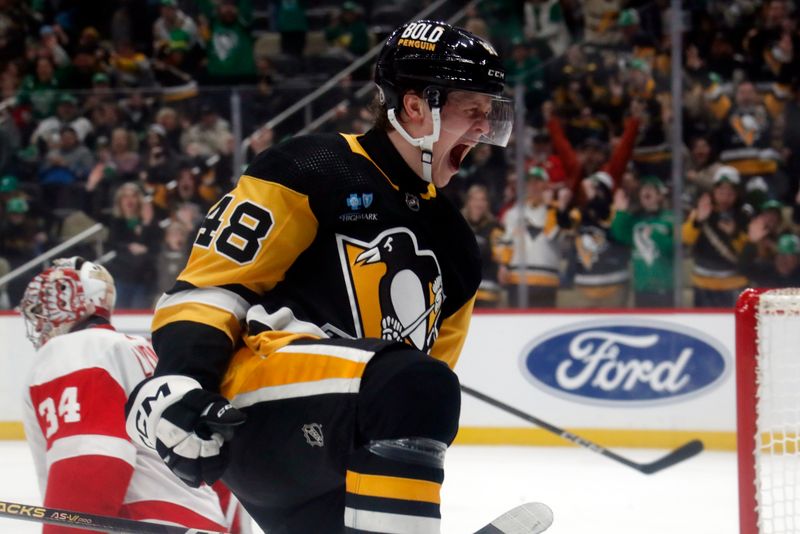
35, 386, 80, 439
26, 333, 158, 451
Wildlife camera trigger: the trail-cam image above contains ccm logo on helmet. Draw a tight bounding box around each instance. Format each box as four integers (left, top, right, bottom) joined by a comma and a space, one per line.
488, 69, 504, 79
400, 22, 445, 43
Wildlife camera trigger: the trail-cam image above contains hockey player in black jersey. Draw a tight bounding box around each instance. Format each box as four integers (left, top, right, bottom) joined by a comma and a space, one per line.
126, 19, 513, 533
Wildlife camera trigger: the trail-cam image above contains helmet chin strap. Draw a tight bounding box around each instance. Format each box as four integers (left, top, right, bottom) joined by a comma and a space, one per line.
387, 105, 441, 183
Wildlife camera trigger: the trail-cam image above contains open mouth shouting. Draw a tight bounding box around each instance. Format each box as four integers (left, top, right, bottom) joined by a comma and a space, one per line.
448, 143, 473, 172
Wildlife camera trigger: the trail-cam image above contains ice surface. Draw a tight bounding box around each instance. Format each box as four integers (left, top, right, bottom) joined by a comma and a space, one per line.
0, 441, 737, 533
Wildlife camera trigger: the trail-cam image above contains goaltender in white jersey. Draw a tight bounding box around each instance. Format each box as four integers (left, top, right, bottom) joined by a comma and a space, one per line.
19, 257, 235, 533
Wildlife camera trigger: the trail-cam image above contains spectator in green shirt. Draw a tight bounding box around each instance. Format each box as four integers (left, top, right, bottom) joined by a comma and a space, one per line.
17, 56, 62, 121
198, 0, 253, 23
324, 1, 369, 60
203, 0, 256, 84
276, 0, 308, 57
610, 175, 675, 308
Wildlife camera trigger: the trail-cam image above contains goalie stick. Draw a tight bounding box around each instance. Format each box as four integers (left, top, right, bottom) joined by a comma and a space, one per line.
0, 499, 221, 534
461, 384, 704, 474
0, 498, 551, 534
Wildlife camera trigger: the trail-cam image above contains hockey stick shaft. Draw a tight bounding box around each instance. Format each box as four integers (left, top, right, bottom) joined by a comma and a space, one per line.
0, 499, 225, 533
0, 497, 551, 534
461, 384, 703, 474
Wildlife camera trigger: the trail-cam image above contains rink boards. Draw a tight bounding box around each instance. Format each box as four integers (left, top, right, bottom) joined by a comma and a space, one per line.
0, 309, 737, 450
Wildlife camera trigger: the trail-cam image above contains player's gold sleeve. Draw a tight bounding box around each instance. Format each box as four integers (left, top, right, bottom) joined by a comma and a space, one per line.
429, 295, 477, 370
152, 175, 319, 344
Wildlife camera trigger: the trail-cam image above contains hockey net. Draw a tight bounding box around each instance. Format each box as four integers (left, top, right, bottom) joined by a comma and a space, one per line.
737, 288, 800, 534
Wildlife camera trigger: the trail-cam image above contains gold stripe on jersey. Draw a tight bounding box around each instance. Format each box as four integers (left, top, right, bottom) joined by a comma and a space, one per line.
429, 296, 475, 370
576, 283, 627, 299
342, 133, 384, 176
341, 134, 437, 200
220, 345, 369, 401
633, 151, 671, 164
346, 471, 441, 504
152, 302, 243, 344
179, 175, 318, 294
506, 272, 560, 286
725, 158, 778, 177
476, 289, 501, 304
691, 273, 748, 291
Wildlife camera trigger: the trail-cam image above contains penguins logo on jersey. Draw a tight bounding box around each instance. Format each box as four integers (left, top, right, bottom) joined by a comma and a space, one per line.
335, 228, 444, 353
576, 227, 609, 270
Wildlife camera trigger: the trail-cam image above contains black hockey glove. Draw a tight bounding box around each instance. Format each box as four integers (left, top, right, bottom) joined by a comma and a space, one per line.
125, 375, 246, 488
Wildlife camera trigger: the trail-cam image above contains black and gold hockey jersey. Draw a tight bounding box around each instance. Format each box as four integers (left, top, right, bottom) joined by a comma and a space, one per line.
151, 128, 482, 390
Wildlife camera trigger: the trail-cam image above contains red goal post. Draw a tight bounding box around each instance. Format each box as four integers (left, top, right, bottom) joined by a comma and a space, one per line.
736, 288, 800, 534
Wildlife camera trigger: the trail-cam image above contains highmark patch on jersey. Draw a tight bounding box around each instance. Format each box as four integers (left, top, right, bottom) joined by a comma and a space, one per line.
333, 227, 444, 354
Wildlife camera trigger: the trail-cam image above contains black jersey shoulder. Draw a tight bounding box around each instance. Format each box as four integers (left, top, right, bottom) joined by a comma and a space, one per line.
432, 193, 482, 316
243, 133, 373, 196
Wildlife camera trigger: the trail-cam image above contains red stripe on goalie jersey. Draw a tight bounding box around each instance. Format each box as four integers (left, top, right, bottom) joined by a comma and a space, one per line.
30, 368, 136, 533
210, 481, 247, 534
29, 368, 130, 449
43, 455, 133, 534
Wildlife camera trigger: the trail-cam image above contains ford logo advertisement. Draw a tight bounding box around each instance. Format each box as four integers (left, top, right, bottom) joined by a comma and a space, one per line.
520, 319, 730, 405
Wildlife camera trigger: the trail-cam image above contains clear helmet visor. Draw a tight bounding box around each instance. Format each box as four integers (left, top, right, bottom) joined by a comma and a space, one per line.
439, 89, 514, 147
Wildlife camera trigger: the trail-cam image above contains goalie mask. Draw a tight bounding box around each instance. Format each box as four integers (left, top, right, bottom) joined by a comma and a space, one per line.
375, 20, 512, 181
19, 257, 116, 349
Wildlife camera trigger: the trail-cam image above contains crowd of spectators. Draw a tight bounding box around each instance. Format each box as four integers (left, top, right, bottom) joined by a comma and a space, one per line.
446, 0, 800, 309
2, 0, 800, 311
0, 0, 410, 308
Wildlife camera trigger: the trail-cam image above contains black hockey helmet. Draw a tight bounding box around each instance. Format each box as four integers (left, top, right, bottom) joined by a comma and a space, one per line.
375, 19, 513, 172
375, 20, 507, 110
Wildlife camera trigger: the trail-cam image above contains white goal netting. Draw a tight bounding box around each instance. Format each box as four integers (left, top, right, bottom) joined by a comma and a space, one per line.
754, 289, 800, 533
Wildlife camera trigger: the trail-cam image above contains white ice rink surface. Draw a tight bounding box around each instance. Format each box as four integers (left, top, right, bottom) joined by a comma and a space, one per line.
0, 441, 738, 533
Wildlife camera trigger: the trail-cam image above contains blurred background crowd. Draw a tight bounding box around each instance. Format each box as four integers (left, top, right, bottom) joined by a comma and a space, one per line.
1, 0, 800, 311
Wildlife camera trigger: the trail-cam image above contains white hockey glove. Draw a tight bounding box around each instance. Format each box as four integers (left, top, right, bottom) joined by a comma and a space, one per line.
125, 375, 246, 488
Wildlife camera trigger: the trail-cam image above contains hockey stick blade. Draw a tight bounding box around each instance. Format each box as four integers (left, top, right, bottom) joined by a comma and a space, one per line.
461, 384, 704, 475
474, 502, 554, 534
0, 498, 226, 534
633, 438, 705, 474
